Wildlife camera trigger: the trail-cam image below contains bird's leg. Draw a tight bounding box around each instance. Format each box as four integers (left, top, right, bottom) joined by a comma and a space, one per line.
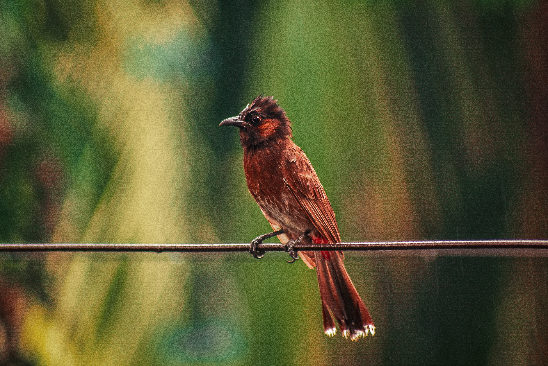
285, 229, 311, 263
250, 229, 284, 259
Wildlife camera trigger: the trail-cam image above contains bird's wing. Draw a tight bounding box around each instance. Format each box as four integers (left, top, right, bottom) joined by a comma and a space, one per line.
282, 145, 341, 244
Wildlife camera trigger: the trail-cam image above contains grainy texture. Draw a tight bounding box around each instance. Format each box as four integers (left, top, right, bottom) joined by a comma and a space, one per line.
222, 96, 374, 339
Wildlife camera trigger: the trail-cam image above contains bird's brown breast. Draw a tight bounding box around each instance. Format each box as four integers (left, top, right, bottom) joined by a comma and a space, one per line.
243, 140, 316, 236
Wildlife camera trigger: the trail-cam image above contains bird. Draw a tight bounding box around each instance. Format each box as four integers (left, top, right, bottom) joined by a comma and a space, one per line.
220, 95, 374, 340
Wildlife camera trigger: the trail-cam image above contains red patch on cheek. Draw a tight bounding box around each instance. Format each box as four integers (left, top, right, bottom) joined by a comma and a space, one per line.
312, 237, 331, 260
257, 119, 278, 137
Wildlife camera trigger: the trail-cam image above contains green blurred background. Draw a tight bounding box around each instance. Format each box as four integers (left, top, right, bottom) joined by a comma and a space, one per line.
1, 0, 547, 365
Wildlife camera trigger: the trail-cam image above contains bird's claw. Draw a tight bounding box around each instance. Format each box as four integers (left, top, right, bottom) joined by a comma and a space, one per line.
285, 241, 299, 263
249, 230, 284, 259
285, 229, 310, 263
250, 237, 266, 259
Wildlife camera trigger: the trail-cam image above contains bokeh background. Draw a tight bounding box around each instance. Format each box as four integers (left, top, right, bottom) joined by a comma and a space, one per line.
1, 0, 548, 365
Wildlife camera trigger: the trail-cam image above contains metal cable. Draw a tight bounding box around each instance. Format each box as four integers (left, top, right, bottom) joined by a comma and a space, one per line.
0, 240, 547, 253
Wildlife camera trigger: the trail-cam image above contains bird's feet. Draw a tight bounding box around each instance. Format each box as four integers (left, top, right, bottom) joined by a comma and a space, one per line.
285, 241, 299, 263
285, 230, 310, 263
250, 237, 266, 259
250, 230, 284, 259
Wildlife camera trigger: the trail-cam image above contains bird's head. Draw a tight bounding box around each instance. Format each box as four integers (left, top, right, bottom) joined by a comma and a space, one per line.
219, 96, 292, 148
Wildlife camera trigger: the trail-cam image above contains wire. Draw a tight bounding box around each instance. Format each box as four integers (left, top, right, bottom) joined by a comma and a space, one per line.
0, 240, 547, 253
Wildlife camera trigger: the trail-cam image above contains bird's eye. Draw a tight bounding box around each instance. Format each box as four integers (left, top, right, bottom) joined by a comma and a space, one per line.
251, 114, 261, 125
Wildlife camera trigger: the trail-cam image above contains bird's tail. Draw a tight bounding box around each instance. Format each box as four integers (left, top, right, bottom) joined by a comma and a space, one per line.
315, 250, 375, 340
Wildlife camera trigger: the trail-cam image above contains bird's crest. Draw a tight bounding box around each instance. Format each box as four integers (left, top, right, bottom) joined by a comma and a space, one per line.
243, 96, 287, 123
237, 95, 292, 145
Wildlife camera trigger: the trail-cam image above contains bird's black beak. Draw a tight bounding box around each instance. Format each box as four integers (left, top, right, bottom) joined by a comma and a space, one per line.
219, 116, 245, 128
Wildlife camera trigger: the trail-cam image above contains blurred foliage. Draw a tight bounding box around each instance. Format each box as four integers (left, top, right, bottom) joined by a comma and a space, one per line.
0, 0, 547, 365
